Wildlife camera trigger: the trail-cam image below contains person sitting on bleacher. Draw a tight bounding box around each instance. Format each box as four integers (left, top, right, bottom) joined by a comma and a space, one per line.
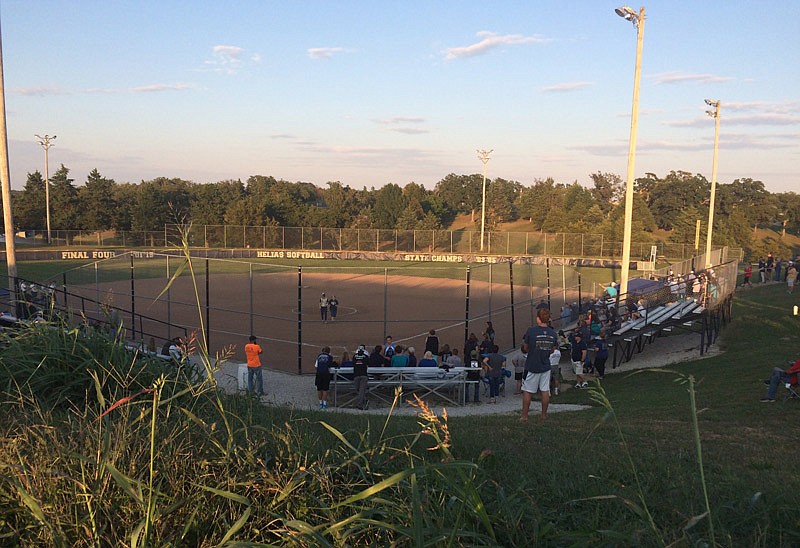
162, 337, 184, 365
418, 351, 437, 367
444, 348, 463, 368
760, 358, 800, 402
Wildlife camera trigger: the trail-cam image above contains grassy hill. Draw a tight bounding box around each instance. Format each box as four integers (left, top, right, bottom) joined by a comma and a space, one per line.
1, 283, 799, 545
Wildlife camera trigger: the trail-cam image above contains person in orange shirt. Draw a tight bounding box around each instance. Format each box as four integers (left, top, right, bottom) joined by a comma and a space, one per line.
245, 335, 264, 396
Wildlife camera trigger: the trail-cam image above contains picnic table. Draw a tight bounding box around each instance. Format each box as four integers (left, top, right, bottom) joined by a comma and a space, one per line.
330, 366, 476, 408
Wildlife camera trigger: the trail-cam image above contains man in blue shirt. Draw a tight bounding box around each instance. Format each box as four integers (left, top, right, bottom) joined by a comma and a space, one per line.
521, 308, 558, 422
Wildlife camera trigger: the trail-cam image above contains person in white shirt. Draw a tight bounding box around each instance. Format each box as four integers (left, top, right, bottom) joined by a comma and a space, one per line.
549, 346, 562, 395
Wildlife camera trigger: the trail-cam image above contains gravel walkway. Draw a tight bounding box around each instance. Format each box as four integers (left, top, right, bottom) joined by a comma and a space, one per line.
207, 330, 718, 418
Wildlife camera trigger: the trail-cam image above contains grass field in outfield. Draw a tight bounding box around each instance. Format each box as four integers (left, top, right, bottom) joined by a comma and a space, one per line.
1, 276, 798, 544
5, 256, 623, 291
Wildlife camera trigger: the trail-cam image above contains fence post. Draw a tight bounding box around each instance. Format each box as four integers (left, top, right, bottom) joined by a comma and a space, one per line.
130, 255, 136, 341
166, 255, 171, 340
578, 272, 582, 314
205, 259, 210, 353
249, 263, 254, 337
95, 261, 99, 316
464, 266, 471, 354
297, 267, 303, 375
546, 257, 551, 309
383, 268, 388, 338
509, 261, 516, 348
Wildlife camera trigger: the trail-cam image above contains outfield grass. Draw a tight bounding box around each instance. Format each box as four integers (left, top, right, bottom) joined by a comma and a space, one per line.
5, 257, 620, 296
1, 281, 798, 545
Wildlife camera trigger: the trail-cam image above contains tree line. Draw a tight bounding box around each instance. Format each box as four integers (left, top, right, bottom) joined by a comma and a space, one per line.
6, 165, 799, 259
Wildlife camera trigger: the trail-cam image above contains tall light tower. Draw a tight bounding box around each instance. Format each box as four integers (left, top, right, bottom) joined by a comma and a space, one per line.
35, 134, 56, 244
704, 99, 721, 268
615, 5, 645, 298
477, 149, 492, 252
0, 21, 18, 286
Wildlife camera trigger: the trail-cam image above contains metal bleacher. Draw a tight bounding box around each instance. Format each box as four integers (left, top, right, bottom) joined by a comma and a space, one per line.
609, 297, 706, 368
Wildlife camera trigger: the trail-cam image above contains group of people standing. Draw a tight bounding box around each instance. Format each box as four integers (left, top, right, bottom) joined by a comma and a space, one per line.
746, 255, 797, 293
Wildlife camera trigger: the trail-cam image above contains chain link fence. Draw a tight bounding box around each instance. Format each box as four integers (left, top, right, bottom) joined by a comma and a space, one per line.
11, 226, 741, 262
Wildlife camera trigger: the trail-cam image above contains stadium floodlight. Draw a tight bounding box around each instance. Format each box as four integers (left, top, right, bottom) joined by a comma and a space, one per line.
477, 149, 493, 252
614, 5, 645, 299
615, 6, 639, 24
35, 134, 57, 244
704, 99, 721, 267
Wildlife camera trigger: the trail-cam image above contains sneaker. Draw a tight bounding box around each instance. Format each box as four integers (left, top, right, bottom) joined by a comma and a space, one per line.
575, 383, 583, 389
763, 380, 770, 386
581, 382, 589, 388
759, 398, 775, 403
319, 402, 325, 410
322, 402, 328, 409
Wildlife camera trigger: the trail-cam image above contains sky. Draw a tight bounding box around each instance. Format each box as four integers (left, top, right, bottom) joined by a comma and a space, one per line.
1, 1, 798, 194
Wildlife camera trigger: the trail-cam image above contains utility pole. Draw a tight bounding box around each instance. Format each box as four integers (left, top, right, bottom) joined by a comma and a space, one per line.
0, 18, 18, 287
35, 134, 56, 244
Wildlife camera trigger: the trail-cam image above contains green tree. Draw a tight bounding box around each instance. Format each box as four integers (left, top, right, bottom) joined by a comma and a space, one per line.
589, 171, 624, 214
562, 183, 596, 227
49, 165, 79, 230
485, 177, 521, 227
647, 171, 708, 230
371, 183, 405, 228
224, 196, 267, 226
433, 173, 482, 222
516, 178, 559, 230
670, 205, 705, 245
129, 178, 192, 232
78, 169, 117, 229
12, 171, 46, 229
322, 181, 359, 228
190, 180, 245, 225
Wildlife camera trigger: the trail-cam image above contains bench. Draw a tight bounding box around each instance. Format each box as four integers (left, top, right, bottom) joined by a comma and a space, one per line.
331, 366, 471, 408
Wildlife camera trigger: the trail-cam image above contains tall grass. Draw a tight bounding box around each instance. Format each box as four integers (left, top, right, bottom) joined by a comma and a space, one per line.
1, 251, 799, 544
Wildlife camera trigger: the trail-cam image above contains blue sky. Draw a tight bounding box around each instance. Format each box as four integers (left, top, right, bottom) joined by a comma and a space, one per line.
2, 1, 798, 193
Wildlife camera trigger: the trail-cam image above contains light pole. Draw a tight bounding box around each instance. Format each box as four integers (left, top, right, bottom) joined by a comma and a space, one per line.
0, 22, 19, 287
615, 5, 645, 298
704, 99, 720, 267
35, 134, 56, 244
477, 149, 492, 252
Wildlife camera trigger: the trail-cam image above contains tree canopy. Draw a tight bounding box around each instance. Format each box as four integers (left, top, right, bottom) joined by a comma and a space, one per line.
7, 166, 797, 259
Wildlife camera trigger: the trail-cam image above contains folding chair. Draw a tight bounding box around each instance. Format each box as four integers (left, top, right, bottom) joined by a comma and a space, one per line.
784, 381, 800, 402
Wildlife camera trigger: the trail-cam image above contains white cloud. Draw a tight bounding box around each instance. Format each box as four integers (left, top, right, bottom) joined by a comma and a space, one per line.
11, 86, 66, 96
213, 45, 245, 61
204, 45, 259, 74
651, 71, 734, 85
372, 116, 429, 134
445, 31, 550, 60
131, 83, 194, 93
541, 81, 593, 93
307, 47, 348, 60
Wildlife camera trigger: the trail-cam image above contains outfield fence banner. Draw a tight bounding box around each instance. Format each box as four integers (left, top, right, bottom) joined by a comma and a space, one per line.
8, 225, 742, 262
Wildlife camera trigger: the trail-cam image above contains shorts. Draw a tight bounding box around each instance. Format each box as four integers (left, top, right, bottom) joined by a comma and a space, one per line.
315, 371, 331, 391
522, 371, 551, 394
550, 363, 562, 381
789, 279, 795, 289
514, 371, 524, 381
572, 360, 584, 376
